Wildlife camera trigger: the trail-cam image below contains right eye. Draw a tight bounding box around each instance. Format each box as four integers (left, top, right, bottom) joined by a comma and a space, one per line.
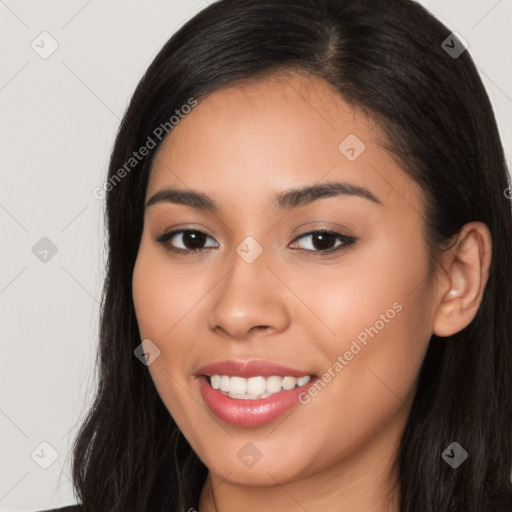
154, 229, 219, 254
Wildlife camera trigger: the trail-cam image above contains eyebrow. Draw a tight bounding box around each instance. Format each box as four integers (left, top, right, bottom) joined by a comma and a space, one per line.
144, 181, 382, 212
273, 181, 381, 209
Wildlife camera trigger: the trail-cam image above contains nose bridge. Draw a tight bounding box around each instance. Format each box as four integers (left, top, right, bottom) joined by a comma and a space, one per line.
207, 238, 290, 339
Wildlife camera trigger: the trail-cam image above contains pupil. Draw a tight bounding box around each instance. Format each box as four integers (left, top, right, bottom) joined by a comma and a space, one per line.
184, 231, 206, 249
313, 232, 335, 250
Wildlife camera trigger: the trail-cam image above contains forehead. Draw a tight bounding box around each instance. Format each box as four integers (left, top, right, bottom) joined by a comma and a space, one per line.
146, 73, 421, 214
151, 72, 376, 165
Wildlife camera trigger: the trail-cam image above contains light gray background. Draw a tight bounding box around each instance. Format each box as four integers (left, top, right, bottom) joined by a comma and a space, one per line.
1, 1, 511, 511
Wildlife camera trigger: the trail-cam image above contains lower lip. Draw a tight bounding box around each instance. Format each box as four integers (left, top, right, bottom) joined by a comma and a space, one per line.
197, 376, 316, 427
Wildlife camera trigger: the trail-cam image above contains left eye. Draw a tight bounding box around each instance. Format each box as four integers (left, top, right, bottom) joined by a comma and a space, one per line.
289, 230, 357, 253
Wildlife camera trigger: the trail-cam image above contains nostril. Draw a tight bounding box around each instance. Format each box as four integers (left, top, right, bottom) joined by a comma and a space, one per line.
251, 325, 270, 333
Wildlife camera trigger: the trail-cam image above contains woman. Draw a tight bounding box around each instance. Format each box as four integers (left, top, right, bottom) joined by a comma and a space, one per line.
54, 0, 512, 510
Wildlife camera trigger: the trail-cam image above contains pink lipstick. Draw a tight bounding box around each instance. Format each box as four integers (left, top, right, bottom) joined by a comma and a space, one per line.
195, 360, 317, 427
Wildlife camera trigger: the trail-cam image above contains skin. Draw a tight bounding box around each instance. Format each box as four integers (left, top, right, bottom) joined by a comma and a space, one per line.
131, 72, 492, 512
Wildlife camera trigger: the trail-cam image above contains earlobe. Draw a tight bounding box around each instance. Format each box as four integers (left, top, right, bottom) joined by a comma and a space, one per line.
433, 222, 492, 338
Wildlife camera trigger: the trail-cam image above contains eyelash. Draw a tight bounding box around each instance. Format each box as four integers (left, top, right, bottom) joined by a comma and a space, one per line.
154, 229, 357, 257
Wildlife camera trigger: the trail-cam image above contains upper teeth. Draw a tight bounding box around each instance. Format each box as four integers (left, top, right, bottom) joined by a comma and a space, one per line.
209, 375, 311, 399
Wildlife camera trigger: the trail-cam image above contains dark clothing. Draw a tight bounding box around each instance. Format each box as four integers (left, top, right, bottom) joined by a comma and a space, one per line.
38, 506, 81, 512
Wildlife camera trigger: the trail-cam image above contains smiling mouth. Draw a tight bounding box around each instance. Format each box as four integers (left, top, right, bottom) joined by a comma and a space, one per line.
205, 374, 315, 400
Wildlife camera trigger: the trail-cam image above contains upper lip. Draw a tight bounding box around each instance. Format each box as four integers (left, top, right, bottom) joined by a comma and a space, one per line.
195, 359, 314, 378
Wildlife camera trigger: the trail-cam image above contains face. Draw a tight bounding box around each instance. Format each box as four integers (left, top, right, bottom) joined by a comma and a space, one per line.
132, 73, 438, 489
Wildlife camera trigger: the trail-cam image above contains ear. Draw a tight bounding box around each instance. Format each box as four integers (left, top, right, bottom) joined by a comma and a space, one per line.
433, 221, 492, 337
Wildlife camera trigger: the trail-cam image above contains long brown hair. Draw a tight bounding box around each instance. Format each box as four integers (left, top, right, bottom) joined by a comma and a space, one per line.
71, 1, 512, 510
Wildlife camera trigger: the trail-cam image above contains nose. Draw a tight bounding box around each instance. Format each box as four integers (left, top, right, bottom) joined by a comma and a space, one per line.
207, 249, 291, 341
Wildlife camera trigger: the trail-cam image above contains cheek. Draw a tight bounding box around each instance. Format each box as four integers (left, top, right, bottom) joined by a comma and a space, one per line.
132, 247, 202, 426
131, 243, 213, 389
287, 234, 434, 402
132, 244, 206, 341
286, 234, 429, 346
279, 274, 433, 476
